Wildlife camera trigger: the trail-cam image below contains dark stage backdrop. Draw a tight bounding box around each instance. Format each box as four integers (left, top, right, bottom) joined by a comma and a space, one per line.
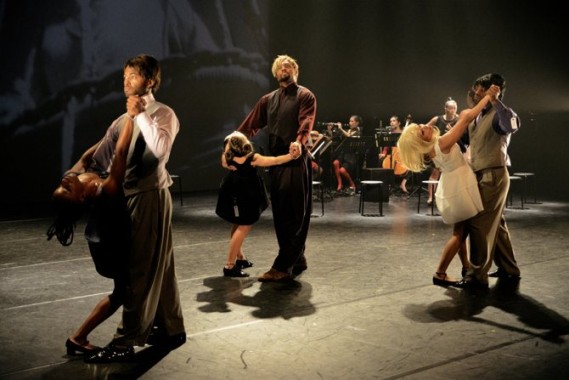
1, 0, 568, 216
267, 0, 569, 202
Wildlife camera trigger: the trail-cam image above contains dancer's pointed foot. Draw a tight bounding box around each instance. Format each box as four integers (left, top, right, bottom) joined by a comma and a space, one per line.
66, 338, 101, 355
223, 266, 249, 277
432, 272, 459, 287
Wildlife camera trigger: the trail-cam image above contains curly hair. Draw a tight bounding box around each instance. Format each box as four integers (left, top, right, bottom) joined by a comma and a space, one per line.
223, 131, 253, 162
271, 55, 299, 80
397, 123, 440, 173
46, 217, 76, 246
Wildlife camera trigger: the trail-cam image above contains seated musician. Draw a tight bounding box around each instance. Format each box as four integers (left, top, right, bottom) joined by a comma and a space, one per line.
331, 115, 362, 195
309, 130, 325, 179
378, 115, 409, 194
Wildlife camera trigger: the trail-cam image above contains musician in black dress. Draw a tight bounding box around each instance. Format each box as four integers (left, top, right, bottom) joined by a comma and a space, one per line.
47, 117, 134, 356
425, 97, 460, 205
216, 131, 295, 277
331, 115, 362, 195
379, 115, 409, 194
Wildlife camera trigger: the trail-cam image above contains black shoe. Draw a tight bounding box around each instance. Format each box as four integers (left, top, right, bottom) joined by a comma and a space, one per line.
292, 264, 307, 276
488, 269, 500, 278
432, 273, 458, 287
488, 268, 521, 280
165, 333, 187, 350
223, 266, 249, 277
147, 331, 187, 350
84, 344, 134, 363
66, 338, 101, 356
453, 277, 489, 290
461, 268, 468, 278
493, 277, 521, 298
236, 259, 254, 269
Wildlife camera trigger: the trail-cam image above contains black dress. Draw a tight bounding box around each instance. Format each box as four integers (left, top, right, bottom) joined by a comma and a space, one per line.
216, 155, 269, 225
84, 188, 130, 279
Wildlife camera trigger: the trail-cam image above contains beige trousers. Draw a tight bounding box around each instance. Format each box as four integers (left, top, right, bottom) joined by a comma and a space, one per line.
466, 167, 520, 283
114, 188, 185, 346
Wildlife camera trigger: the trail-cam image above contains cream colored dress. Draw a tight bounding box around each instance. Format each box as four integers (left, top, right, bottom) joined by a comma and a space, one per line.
433, 142, 483, 224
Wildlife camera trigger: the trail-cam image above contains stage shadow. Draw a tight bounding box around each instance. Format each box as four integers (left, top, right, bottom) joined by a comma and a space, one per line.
196, 276, 315, 319
402, 279, 569, 343
41, 345, 172, 379
196, 276, 257, 313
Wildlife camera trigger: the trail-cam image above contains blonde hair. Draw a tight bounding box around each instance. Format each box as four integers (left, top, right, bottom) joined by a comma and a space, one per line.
223, 131, 253, 162
397, 123, 440, 172
271, 55, 299, 80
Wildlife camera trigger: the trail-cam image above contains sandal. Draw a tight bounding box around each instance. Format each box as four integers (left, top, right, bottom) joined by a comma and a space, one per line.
432, 272, 459, 287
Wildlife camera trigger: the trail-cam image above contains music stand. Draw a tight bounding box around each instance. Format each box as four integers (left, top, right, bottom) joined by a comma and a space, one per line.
343, 136, 374, 185
310, 136, 332, 158
309, 136, 334, 191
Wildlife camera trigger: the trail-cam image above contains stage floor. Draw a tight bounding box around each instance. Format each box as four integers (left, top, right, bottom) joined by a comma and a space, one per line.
1, 190, 569, 379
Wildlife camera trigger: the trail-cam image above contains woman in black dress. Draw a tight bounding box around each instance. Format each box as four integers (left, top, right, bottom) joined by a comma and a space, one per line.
216, 131, 297, 277
47, 117, 133, 355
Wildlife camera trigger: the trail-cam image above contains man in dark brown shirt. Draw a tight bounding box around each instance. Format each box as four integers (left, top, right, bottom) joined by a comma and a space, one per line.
238, 54, 317, 281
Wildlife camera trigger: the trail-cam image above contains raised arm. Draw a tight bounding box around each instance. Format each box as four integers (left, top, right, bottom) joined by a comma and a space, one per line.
337, 123, 352, 138
492, 98, 520, 134
221, 152, 229, 169
102, 117, 133, 196
426, 115, 439, 127
438, 85, 500, 152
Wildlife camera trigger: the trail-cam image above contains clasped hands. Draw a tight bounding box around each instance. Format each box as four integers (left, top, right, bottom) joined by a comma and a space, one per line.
289, 141, 302, 160
487, 84, 501, 100
126, 95, 146, 119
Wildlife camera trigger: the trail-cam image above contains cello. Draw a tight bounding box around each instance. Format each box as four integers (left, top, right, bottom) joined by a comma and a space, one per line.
382, 147, 408, 176
381, 115, 410, 176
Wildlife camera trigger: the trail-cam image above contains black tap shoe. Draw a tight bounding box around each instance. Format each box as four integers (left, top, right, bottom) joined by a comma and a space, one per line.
223, 266, 249, 277
236, 259, 254, 269
84, 344, 134, 363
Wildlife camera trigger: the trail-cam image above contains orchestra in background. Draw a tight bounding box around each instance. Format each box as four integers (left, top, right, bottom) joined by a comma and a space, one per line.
309, 117, 412, 196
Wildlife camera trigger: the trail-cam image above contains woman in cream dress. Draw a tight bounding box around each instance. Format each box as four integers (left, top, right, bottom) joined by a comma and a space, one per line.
397, 85, 500, 286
